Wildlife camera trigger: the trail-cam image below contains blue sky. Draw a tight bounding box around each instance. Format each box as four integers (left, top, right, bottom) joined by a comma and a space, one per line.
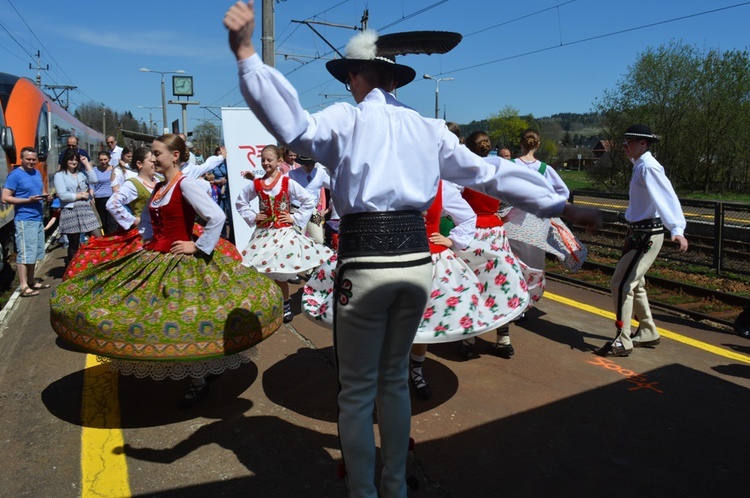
2, 0, 749, 132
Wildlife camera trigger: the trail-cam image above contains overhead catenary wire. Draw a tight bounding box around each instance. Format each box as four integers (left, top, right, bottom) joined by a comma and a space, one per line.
436, 1, 750, 77
2, 0, 100, 107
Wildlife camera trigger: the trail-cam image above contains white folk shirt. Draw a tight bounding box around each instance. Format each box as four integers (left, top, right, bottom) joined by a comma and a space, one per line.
288, 165, 331, 205
513, 158, 570, 199
237, 54, 568, 219
106, 178, 151, 230
108, 146, 123, 167
181, 154, 225, 179
625, 151, 686, 237
441, 181, 476, 251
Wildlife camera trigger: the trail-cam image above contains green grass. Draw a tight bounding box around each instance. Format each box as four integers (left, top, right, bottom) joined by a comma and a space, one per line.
557, 170, 750, 203
557, 170, 594, 190
678, 191, 750, 203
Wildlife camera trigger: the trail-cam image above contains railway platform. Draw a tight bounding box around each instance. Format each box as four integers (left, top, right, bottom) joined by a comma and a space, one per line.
1, 245, 749, 497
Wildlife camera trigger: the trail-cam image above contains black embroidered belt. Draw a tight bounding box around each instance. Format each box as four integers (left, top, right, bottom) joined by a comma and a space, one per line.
628, 217, 663, 230
338, 210, 429, 258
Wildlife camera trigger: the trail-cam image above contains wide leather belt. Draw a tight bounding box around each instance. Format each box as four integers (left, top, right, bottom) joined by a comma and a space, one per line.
628, 217, 663, 230
338, 210, 429, 258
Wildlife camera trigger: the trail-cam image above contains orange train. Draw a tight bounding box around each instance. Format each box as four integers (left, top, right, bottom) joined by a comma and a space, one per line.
0, 72, 104, 270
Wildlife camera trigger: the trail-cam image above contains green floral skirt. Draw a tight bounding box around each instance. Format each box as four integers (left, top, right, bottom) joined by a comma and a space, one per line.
51, 249, 283, 378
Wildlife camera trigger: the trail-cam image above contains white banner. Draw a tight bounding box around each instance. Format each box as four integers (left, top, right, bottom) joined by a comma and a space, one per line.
220, 107, 276, 250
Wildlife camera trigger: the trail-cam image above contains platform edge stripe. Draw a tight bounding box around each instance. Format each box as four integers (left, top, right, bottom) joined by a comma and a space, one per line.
545, 292, 750, 365
81, 354, 131, 498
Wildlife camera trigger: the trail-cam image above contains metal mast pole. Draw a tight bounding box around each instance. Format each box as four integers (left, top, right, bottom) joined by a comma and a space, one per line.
262, 0, 275, 67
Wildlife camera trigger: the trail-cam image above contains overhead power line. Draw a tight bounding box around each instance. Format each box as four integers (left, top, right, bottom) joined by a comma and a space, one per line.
439, 1, 750, 77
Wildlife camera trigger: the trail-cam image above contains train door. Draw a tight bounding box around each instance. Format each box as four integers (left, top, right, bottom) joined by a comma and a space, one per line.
35, 102, 52, 192
0, 105, 16, 272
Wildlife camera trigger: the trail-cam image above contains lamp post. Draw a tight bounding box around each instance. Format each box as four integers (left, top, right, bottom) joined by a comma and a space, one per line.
139, 68, 185, 133
138, 105, 163, 135
423, 74, 454, 119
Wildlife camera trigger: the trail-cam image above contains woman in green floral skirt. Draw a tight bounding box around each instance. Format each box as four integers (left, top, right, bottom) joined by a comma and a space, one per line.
51, 134, 283, 407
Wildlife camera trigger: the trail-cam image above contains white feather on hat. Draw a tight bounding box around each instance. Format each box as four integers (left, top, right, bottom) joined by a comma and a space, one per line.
326, 29, 461, 88
346, 29, 379, 61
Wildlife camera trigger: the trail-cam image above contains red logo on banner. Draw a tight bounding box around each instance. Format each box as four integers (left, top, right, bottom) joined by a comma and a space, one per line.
238, 144, 268, 168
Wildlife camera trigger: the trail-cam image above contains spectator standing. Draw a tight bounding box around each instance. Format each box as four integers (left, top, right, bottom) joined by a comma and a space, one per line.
54, 148, 100, 264
179, 139, 225, 180
210, 147, 230, 210
1, 147, 50, 297
185, 141, 197, 165
92, 151, 117, 235
596, 124, 689, 357
205, 172, 221, 203
106, 136, 123, 167
499, 147, 512, 160
58, 136, 90, 168
111, 147, 137, 192
278, 148, 301, 174
210, 146, 233, 242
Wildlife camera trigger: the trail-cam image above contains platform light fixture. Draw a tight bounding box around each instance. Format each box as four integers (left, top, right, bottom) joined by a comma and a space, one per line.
139, 68, 185, 133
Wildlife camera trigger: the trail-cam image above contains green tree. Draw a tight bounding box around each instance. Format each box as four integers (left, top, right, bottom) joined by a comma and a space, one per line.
594, 40, 750, 193
192, 121, 221, 157
487, 106, 528, 155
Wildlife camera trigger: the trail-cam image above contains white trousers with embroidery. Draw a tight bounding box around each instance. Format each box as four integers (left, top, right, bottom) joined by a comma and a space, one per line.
333, 252, 432, 498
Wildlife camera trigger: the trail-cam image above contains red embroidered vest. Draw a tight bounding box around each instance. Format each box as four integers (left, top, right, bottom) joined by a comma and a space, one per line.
145, 176, 195, 253
254, 175, 293, 229
424, 181, 447, 254
461, 188, 503, 228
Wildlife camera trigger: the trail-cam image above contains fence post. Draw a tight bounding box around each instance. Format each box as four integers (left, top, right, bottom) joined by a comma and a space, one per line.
714, 202, 723, 275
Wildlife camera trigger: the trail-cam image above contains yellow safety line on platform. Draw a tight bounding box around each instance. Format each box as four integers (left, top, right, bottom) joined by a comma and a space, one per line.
81, 354, 131, 498
545, 292, 750, 365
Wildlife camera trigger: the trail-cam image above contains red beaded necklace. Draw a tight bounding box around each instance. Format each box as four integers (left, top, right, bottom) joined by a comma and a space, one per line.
261, 170, 282, 191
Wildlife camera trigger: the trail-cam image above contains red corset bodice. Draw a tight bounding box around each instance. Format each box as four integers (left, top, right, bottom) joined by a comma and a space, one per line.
461, 188, 503, 228
145, 176, 195, 253
424, 181, 447, 254
254, 176, 292, 229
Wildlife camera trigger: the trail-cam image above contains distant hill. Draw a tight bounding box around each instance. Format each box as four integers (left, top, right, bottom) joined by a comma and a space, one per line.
460, 112, 604, 146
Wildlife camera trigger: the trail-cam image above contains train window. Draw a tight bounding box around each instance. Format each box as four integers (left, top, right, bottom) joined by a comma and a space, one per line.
36, 103, 50, 161
1, 125, 14, 151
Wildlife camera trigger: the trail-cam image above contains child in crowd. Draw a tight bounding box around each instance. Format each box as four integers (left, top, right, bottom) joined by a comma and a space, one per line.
205, 172, 221, 203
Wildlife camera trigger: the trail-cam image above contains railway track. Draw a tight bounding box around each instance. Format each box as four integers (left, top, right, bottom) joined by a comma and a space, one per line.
581, 225, 750, 261
546, 260, 749, 327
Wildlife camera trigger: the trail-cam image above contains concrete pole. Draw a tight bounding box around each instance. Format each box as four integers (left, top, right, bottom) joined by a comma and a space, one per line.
262, 0, 275, 67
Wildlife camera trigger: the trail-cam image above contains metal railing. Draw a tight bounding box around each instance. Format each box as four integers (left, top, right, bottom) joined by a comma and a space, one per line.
570, 190, 750, 276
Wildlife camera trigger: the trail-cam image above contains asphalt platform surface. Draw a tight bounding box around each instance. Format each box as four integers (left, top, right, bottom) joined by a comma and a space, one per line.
1, 245, 749, 497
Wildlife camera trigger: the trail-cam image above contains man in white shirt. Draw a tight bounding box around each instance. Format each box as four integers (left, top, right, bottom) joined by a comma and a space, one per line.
224, 5, 600, 497
288, 156, 330, 244
106, 136, 123, 167
597, 124, 689, 358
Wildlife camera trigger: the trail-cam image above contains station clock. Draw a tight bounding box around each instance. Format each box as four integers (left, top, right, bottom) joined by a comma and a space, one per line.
172, 75, 194, 97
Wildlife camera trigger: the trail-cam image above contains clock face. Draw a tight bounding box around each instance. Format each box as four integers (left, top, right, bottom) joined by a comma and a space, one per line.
173, 76, 194, 96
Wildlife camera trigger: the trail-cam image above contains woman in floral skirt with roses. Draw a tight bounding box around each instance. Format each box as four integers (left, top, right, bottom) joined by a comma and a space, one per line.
302, 180, 530, 398
408, 180, 529, 398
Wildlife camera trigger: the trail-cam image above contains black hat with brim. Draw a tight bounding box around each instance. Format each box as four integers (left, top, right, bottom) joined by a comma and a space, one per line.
297, 156, 317, 166
624, 124, 660, 143
326, 58, 416, 89
326, 30, 462, 89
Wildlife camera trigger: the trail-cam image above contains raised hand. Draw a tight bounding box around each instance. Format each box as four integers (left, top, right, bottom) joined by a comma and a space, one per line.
224, 1, 257, 61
